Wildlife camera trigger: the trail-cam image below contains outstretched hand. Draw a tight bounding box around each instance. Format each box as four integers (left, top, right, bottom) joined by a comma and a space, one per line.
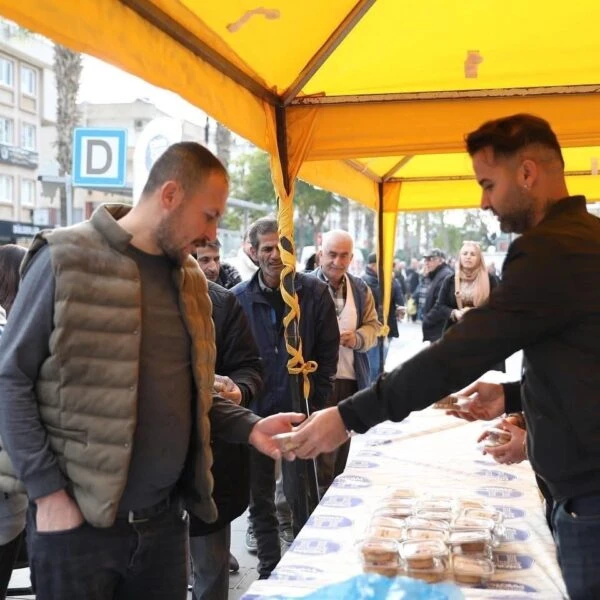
286, 407, 349, 460
482, 420, 527, 465
248, 412, 306, 460
446, 380, 506, 422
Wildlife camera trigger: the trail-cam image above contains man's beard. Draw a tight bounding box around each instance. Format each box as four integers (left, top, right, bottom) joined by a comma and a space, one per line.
498, 187, 536, 234
155, 211, 185, 266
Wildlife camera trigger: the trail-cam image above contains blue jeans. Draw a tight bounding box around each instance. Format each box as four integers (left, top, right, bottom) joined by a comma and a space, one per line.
27, 500, 189, 600
190, 525, 230, 600
552, 493, 600, 599
367, 339, 389, 384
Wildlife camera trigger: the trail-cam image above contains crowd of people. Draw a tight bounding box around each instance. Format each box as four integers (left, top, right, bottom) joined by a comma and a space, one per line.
0, 113, 598, 600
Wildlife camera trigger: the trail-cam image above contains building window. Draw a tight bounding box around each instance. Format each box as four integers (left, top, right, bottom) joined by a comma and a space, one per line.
20, 65, 37, 96
20, 178, 36, 207
0, 116, 13, 144
0, 175, 13, 203
0, 57, 13, 87
20, 122, 36, 150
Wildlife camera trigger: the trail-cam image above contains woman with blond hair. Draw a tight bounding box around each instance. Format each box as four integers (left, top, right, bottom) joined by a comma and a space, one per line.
432, 241, 505, 370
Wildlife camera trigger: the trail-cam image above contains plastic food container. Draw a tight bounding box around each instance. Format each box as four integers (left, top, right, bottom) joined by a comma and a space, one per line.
406, 560, 448, 583
374, 504, 415, 519
405, 517, 450, 532
405, 527, 448, 542
385, 487, 417, 500
452, 555, 494, 585
448, 529, 492, 556
367, 516, 405, 541
482, 427, 511, 447
271, 432, 299, 453
461, 507, 504, 525
415, 509, 454, 523
453, 515, 496, 532
454, 498, 489, 511
399, 539, 448, 570
418, 499, 454, 513
359, 538, 400, 577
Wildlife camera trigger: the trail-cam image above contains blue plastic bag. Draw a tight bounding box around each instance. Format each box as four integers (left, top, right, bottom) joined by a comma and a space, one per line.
243, 574, 464, 599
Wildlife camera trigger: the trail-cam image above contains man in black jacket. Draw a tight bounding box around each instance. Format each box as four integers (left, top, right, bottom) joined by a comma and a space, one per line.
189, 281, 262, 600
420, 248, 453, 342
289, 114, 600, 599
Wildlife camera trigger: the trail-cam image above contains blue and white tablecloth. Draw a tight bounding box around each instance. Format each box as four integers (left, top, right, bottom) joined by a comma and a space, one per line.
243, 408, 567, 599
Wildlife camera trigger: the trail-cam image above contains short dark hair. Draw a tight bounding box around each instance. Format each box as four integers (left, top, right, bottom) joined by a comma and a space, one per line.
248, 217, 278, 250
0, 244, 27, 315
465, 114, 564, 167
141, 142, 228, 198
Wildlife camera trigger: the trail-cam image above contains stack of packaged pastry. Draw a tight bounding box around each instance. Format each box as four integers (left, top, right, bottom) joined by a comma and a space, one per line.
356, 487, 507, 585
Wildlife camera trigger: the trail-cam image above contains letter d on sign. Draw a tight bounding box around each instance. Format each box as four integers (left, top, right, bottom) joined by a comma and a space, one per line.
86, 140, 113, 175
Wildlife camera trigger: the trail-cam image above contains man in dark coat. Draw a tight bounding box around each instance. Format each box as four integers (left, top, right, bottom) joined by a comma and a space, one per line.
420, 248, 453, 342
189, 281, 262, 600
195, 239, 241, 289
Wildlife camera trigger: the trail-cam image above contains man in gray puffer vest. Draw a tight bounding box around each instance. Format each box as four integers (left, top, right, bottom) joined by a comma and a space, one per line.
0, 142, 304, 600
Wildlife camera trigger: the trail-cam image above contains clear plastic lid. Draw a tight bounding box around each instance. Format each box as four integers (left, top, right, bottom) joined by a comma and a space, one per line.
418, 499, 455, 513
374, 505, 415, 519
366, 525, 405, 541
405, 517, 450, 531
453, 555, 494, 584
461, 507, 504, 524
405, 527, 448, 542
399, 539, 448, 569
271, 432, 300, 453
453, 515, 496, 531
385, 486, 417, 499
448, 529, 492, 546
358, 537, 400, 564
454, 497, 489, 511
415, 509, 454, 523
482, 427, 511, 447
406, 559, 448, 583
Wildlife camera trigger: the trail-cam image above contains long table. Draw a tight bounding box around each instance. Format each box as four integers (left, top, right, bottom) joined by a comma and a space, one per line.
242, 408, 567, 599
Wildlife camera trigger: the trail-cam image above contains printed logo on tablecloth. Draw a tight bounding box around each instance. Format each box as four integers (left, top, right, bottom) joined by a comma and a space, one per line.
361, 448, 384, 456
332, 475, 372, 489
493, 552, 535, 570
270, 565, 324, 581
370, 427, 401, 436
307, 515, 353, 529
480, 581, 538, 593
321, 495, 364, 509
346, 460, 379, 469
474, 459, 497, 466
496, 527, 529, 543
476, 486, 523, 499
476, 469, 517, 482
493, 505, 526, 520
290, 538, 341, 555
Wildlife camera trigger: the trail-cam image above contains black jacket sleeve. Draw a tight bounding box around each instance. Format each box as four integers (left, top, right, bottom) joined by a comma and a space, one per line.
503, 381, 522, 414
216, 292, 262, 407
310, 285, 340, 409
338, 234, 573, 433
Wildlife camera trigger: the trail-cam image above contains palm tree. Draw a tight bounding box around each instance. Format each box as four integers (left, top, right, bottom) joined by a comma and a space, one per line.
53, 44, 81, 225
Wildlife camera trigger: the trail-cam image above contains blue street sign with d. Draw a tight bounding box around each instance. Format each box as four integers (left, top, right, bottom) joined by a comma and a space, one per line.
72, 128, 127, 187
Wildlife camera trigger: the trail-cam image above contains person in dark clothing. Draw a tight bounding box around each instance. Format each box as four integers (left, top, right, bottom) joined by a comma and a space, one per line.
233, 217, 339, 579
195, 239, 241, 289
0, 244, 29, 599
189, 281, 262, 600
361, 253, 405, 382
405, 258, 420, 296
420, 248, 453, 342
289, 114, 600, 600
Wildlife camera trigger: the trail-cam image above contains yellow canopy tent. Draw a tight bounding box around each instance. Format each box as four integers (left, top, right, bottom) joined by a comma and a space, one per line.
5, 0, 600, 367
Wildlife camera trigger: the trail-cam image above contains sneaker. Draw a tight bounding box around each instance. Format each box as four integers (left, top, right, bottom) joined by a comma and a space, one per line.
245, 526, 258, 553
229, 552, 240, 573
279, 526, 295, 545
